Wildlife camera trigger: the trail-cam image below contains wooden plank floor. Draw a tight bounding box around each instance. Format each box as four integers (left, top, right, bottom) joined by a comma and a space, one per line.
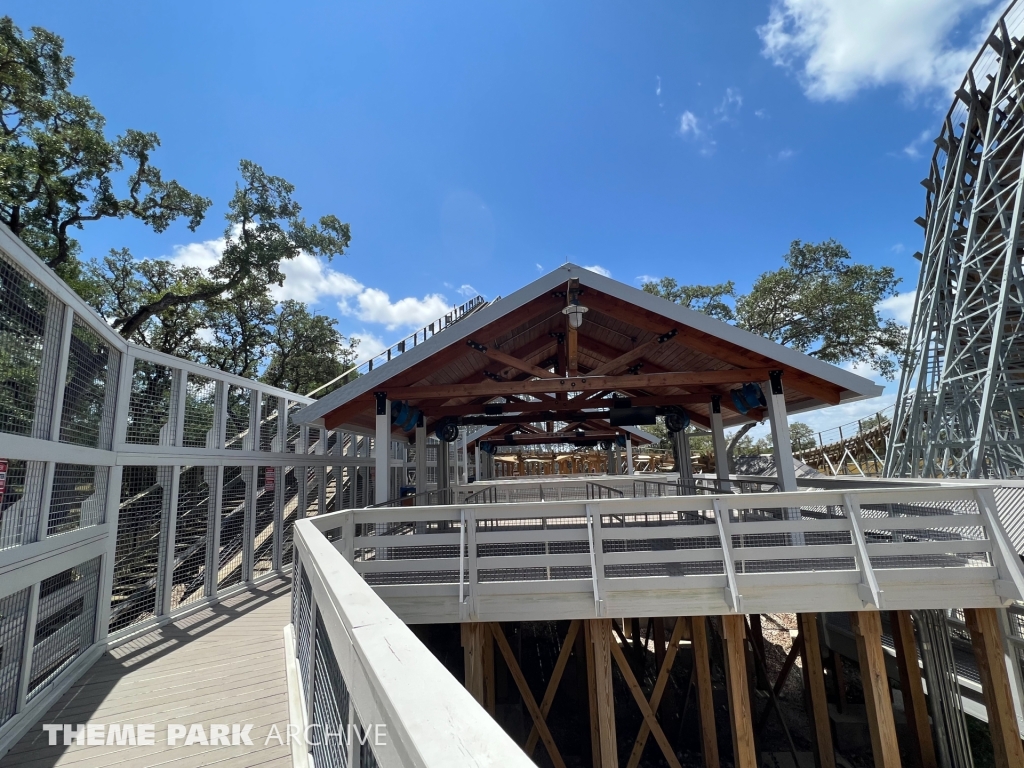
1, 578, 293, 768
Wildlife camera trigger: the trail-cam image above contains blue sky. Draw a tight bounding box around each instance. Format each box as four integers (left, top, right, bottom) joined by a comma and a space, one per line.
18, 0, 1007, 436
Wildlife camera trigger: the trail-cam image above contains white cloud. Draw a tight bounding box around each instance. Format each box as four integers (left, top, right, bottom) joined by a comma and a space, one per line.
272, 251, 363, 303
165, 233, 453, 332
758, 0, 1000, 100
656, 75, 662, 97
349, 331, 387, 359
341, 289, 451, 331
678, 111, 701, 136
457, 284, 480, 298
582, 264, 612, 277
891, 243, 906, 254
903, 128, 934, 158
636, 274, 659, 284
755, 108, 767, 118
879, 291, 918, 325
168, 234, 228, 271
714, 87, 743, 120
536, 263, 544, 273
776, 148, 796, 160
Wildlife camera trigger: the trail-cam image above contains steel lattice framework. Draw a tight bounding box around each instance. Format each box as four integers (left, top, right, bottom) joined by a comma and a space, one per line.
888, 1, 1024, 479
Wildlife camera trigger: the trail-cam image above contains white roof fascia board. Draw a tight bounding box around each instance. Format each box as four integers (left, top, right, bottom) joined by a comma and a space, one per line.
294, 264, 882, 426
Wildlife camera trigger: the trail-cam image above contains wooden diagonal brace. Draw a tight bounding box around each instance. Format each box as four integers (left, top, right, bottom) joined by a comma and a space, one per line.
491, 622, 568, 768
625, 617, 688, 768
610, 635, 684, 768
524, 620, 582, 755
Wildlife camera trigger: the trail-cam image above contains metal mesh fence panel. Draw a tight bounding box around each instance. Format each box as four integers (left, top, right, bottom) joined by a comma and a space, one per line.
59, 316, 119, 449
311, 612, 351, 768
0, 251, 61, 439
125, 359, 174, 445
288, 402, 302, 452
306, 467, 323, 517
296, 568, 313, 695
225, 385, 251, 451
0, 587, 31, 729
260, 394, 279, 451
0, 459, 45, 550
218, 466, 250, 589
109, 466, 166, 634
28, 556, 100, 700
282, 465, 299, 566
183, 373, 217, 448
47, 463, 107, 537
253, 466, 276, 578
171, 465, 212, 610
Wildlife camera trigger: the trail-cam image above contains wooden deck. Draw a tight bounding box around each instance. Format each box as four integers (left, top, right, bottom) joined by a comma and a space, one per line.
1, 578, 293, 768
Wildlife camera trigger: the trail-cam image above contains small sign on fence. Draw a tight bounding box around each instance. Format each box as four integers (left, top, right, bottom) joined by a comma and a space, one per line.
0, 459, 7, 497
265, 467, 275, 491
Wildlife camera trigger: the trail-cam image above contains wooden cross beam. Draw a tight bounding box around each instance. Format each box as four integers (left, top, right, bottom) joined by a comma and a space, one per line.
609, 635, 684, 768
524, 620, 581, 756
383, 369, 774, 400
625, 617, 687, 768
490, 622, 567, 768
469, 340, 560, 380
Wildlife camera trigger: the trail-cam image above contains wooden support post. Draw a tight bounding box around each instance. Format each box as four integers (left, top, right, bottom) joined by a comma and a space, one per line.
797, 613, 836, 768
653, 617, 666, 672
830, 649, 847, 713
588, 619, 618, 768
691, 616, 719, 768
889, 611, 937, 768
584, 621, 602, 768
721, 614, 758, 768
965, 607, 1024, 768
850, 611, 902, 768
461, 622, 494, 713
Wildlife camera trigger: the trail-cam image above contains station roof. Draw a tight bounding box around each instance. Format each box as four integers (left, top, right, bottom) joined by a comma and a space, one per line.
294, 264, 883, 439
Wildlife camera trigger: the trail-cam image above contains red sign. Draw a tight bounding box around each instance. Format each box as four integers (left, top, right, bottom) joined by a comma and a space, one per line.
0, 459, 7, 497
265, 467, 275, 491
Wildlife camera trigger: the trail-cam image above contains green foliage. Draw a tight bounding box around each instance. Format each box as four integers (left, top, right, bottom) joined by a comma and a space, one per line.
111, 159, 351, 339
858, 412, 892, 433
642, 239, 906, 378
262, 301, 359, 396
729, 430, 773, 456
789, 421, 816, 453
640, 277, 736, 321
0, 17, 210, 281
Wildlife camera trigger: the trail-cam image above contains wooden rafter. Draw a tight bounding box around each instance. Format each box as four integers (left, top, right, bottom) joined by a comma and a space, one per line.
383, 369, 774, 401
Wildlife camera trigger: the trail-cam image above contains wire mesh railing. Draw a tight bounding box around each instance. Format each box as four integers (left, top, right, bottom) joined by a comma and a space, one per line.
0, 225, 414, 749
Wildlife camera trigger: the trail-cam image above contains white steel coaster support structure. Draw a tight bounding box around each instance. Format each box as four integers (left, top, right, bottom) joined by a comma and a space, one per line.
888, 14, 1024, 479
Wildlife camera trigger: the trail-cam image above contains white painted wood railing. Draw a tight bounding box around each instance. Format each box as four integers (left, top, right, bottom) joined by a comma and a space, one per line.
306, 485, 1024, 624
292, 518, 535, 768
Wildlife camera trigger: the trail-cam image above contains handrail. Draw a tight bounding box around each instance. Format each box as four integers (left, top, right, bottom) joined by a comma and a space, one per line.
304, 295, 488, 398
293, 520, 536, 767
304, 483, 1024, 620
586, 481, 625, 499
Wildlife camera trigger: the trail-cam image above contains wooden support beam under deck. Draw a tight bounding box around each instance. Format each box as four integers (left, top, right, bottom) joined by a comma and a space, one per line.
587, 619, 617, 768
721, 614, 758, 768
691, 616, 719, 768
850, 610, 902, 768
797, 613, 836, 768
890, 611, 937, 768
461, 622, 495, 715
965, 607, 1024, 768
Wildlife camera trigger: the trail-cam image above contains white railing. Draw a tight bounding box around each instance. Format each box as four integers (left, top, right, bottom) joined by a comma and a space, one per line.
305, 485, 1024, 625
0, 223, 411, 760
291, 519, 535, 768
